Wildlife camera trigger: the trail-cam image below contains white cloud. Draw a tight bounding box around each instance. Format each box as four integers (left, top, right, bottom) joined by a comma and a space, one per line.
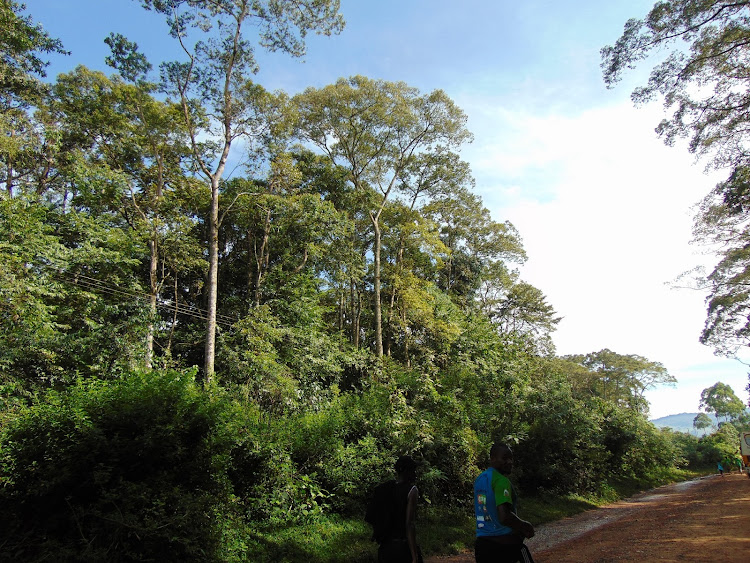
458, 98, 749, 418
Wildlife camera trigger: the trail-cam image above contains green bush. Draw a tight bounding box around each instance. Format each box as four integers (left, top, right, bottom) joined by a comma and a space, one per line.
0, 369, 232, 562
698, 423, 741, 467
286, 385, 409, 514
515, 380, 608, 495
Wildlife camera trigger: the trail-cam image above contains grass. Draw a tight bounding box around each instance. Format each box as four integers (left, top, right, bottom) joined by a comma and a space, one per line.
418, 505, 475, 556
236, 508, 475, 562
521, 492, 599, 526
236, 468, 713, 562
238, 515, 376, 562
234, 496, 608, 562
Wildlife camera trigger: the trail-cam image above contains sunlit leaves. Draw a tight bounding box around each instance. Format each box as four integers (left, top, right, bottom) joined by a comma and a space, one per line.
563, 349, 675, 413
700, 381, 746, 422
0, 0, 66, 104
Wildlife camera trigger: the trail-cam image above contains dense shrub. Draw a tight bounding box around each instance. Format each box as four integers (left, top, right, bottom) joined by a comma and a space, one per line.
285, 379, 425, 515
515, 380, 608, 494
668, 430, 702, 467
0, 353, 710, 562
698, 423, 741, 466
0, 369, 233, 562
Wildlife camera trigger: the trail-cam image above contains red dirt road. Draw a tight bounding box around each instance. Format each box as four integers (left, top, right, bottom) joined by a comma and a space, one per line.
426, 472, 750, 562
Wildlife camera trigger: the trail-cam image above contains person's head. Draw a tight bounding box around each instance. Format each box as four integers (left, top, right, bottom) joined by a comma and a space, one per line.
489, 443, 513, 475
395, 455, 418, 483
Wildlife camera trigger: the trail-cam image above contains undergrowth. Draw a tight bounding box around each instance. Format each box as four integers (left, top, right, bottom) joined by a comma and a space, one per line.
236, 468, 707, 562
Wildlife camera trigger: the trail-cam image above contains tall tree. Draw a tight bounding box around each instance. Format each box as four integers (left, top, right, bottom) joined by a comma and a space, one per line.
1, 0, 66, 196
219, 154, 350, 313
481, 278, 560, 355
381, 151, 467, 359
693, 412, 714, 435
423, 186, 527, 306
691, 170, 750, 358
288, 149, 366, 340
295, 76, 473, 356
136, 0, 344, 381
602, 2, 750, 362
48, 64, 202, 369
377, 200, 446, 363
700, 381, 746, 423
564, 349, 675, 413
0, 195, 67, 390
602, 1, 750, 174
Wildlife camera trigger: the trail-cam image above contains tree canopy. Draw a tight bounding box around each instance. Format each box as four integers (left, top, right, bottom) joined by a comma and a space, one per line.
133, 0, 345, 381
564, 349, 675, 413
700, 381, 746, 422
602, 0, 750, 172
0, 2, 712, 561
603, 2, 750, 376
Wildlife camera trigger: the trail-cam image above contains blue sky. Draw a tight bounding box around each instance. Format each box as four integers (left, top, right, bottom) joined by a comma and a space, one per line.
23, 0, 750, 418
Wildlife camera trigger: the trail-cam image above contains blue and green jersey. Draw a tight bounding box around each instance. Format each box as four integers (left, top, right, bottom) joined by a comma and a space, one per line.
474, 467, 516, 537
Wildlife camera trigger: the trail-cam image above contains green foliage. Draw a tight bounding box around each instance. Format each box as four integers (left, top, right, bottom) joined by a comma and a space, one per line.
704, 422, 741, 464
667, 430, 702, 467
602, 0, 750, 169
515, 374, 607, 494
0, 4, 716, 560
700, 381, 746, 423
563, 349, 675, 413
603, 3, 750, 362
0, 196, 150, 390
0, 196, 67, 387
286, 379, 415, 513
217, 306, 296, 411
222, 405, 310, 524
595, 400, 681, 483
693, 412, 714, 433
0, 369, 233, 562
0, 1, 65, 93
0, 0, 65, 187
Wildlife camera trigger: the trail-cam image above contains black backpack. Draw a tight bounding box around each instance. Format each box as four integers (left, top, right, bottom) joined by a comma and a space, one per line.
364, 480, 398, 543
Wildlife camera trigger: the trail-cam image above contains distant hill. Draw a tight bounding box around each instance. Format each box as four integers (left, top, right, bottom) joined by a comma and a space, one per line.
650, 412, 719, 435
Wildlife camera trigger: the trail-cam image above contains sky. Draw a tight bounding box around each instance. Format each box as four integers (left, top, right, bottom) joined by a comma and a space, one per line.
22, 0, 750, 419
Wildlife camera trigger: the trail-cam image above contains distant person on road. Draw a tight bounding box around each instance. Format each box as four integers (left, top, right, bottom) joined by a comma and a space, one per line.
365, 455, 423, 563
474, 443, 536, 563
717, 461, 724, 476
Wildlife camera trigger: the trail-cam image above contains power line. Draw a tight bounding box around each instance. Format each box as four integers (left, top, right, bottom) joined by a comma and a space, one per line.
51, 269, 240, 328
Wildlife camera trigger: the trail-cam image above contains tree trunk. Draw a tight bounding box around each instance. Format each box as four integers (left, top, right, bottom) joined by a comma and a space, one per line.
386, 232, 406, 358
146, 153, 165, 369
403, 308, 410, 367
350, 279, 361, 348
5, 160, 13, 197
338, 290, 345, 331
145, 236, 158, 369
349, 279, 359, 348
166, 275, 178, 356
5, 123, 15, 197
253, 209, 271, 308
372, 215, 383, 357
204, 180, 220, 383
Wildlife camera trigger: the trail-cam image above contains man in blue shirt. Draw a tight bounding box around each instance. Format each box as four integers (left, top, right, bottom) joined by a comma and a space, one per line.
474, 443, 535, 563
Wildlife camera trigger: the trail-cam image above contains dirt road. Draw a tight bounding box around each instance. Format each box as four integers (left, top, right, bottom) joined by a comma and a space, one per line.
426, 472, 750, 562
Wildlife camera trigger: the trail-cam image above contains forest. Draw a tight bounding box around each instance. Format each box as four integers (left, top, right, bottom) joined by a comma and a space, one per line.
2, 1, 750, 561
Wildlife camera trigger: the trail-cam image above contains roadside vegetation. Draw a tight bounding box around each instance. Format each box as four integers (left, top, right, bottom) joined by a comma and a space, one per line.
2, 1, 750, 561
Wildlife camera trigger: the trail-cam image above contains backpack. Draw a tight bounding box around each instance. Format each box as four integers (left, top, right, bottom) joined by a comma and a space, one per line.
364, 480, 397, 543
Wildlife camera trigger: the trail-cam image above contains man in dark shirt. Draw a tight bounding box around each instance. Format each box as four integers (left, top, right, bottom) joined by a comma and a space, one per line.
367, 456, 423, 563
